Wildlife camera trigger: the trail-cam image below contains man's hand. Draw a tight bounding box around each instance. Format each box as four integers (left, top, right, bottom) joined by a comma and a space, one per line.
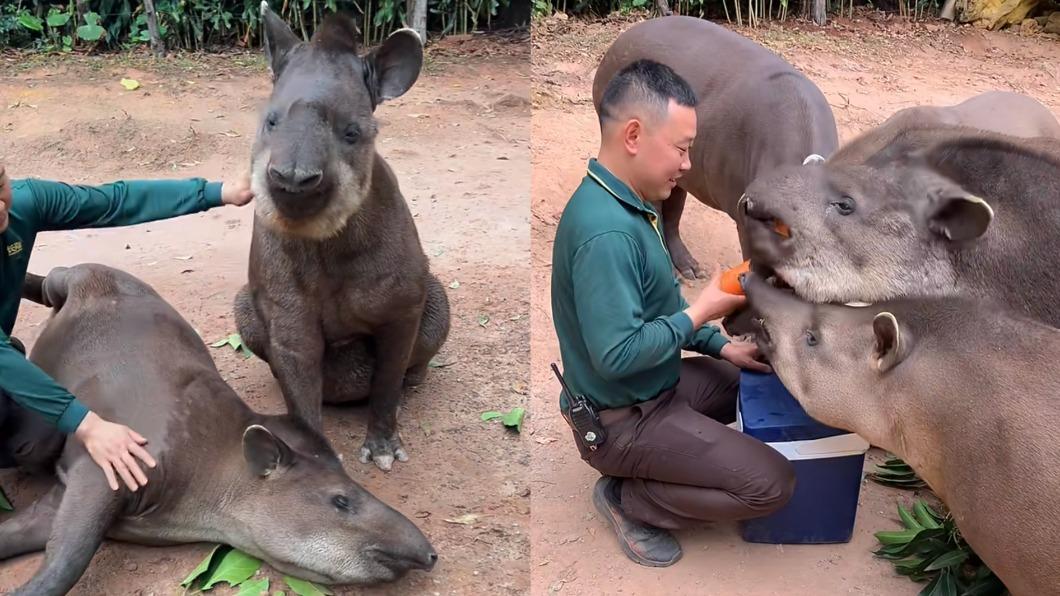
74, 411, 157, 491
684, 264, 747, 328
0, 163, 11, 232
720, 340, 772, 373
221, 171, 254, 206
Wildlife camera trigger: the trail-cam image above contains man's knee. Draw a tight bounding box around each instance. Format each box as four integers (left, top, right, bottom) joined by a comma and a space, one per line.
743, 449, 797, 516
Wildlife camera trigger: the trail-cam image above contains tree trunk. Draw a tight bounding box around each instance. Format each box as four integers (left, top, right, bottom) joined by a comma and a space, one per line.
656, 0, 674, 15
810, 0, 827, 25
75, 0, 88, 23
410, 0, 427, 44
142, 0, 165, 58
940, 0, 957, 20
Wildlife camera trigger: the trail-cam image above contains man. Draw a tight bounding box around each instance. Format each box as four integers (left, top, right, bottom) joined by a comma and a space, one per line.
550, 60, 796, 567
0, 163, 253, 493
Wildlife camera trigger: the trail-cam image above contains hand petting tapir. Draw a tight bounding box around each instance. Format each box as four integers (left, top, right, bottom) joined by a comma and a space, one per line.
743, 273, 1060, 596
235, 3, 451, 471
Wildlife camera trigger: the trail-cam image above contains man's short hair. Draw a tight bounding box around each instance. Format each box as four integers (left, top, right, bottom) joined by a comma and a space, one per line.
598, 59, 697, 128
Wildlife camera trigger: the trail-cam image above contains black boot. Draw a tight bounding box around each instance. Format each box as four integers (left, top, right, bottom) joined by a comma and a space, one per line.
592, 476, 682, 567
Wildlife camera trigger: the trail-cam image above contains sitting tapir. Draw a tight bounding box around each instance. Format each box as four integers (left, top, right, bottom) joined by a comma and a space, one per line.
0, 264, 437, 596
742, 273, 1060, 596
741, 124, 1060, 327
592, 15, 839, 280
234, 4, 450, 471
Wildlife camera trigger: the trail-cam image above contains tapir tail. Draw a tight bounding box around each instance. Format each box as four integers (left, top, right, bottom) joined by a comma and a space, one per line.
21, 268, 71, 310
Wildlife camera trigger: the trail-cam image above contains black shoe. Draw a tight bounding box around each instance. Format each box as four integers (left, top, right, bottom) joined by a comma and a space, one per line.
8, 336, 25, 355
592, 476, 682, 567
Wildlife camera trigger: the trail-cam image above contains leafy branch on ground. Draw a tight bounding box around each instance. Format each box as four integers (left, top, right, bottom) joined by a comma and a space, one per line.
181, 544, 332, 595
211, 333, 255, 359
481, 407, 525, 432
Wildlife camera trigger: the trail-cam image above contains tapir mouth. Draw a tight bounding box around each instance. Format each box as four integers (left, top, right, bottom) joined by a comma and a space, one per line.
268, 183, 334, 220
367, 547, 438, 574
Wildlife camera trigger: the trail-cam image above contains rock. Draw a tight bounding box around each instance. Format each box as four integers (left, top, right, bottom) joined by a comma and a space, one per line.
1044, 11, 1060, 34
960, 0, 1041, 30
124, 562, 138, 572
1020, 17, 1041, 34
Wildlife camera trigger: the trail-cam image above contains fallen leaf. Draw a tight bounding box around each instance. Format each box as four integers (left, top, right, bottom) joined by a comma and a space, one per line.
428, 358, 457, 368
181, 544, 231, 588
120, 78, 141, 91
0, 485, 12, 511
478, 314, 490, 327
238, 578, 270, 595
174, 255, 193, 261
202, 548, 262, 589
534, 437, 557, 445
449, 280, 460, 289
283, 576, 333, 596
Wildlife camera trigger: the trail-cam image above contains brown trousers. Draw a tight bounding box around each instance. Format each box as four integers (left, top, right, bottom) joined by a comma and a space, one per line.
570, 357, 796, 530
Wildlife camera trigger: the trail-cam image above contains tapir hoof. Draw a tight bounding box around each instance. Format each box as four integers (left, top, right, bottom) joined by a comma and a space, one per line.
360, 433, 409, 471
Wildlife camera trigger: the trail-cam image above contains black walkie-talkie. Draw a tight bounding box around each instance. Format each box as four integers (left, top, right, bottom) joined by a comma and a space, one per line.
551, 362, 607, 450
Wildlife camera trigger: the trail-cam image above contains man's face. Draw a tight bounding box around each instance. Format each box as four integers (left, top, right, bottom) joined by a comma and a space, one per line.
0, 165, 10, 233
632, 99, 696, 203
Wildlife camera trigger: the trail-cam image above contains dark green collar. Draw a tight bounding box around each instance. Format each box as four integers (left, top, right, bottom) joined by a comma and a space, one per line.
586, 158, 657, 216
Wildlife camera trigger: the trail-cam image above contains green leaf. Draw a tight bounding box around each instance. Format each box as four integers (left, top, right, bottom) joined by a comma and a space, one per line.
181, 544, 231, 588
238, 578, 270, 595
62, 35, 73, 47
480, 411, 502, 421
84, 11, 101, 26
448, 280, 460, 289
283, 576, 333, 596
0, 485, 13, 512
120, 78, 141, 91
211, 333, 254, 359
47, 12, 71, 27
914, 500, 942, 529
898, 504, 923, 531
18, 13, 44, 32
875, 529, 921, 545
477, 314, 490, 327
919, 572, 944, 596
202, 549, 263, 589
501, 407, 525, 432
76, 24, 105, 41
923, 549, 967, 571
428, 358, 457, 368
273, 592, 286, 596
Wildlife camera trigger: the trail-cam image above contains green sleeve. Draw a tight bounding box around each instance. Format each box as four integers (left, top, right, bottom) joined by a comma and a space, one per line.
571, 231, 695, 381
676, 284, 731, 357
24, 178, 224, 232
0, 333, 89, 434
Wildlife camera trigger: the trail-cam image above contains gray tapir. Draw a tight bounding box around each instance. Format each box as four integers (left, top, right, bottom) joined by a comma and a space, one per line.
741, 124, 1060, 327
0, 264, 437, 596
591, 15, 839, 279
234, 4, 450, 471
742, 273, 1060, 596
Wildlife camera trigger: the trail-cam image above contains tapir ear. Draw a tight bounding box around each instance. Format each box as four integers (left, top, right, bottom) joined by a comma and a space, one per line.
261, 1, 301, 80
925, 193, 994, 243
242, 424, 293, 477
871, 312, 906, 373
364, 28, 423, 109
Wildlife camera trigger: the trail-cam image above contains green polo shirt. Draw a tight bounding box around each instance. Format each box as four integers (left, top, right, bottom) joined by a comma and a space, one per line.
551, 159, 730, 411
0, 177, 223, 433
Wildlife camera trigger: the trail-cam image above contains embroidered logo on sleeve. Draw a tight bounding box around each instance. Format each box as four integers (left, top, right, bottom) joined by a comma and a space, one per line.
6, 241, 22, 257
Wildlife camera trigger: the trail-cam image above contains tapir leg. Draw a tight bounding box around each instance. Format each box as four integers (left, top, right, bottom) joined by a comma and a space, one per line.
234, 285, 270, 365
655, 187, 704, 280
405, 273, 451, 387
0, 482, 63, 560
9, 459, 122, 596
359, 314, 421, 471
322, 338, 375, 404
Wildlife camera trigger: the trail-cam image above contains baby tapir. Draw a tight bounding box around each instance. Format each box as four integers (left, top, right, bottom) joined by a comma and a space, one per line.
592, 15, 839, 279
741, 125, 1060, 327
742, 273, 1060, 596
234, 4, 450, 471
0, 264, 437, 596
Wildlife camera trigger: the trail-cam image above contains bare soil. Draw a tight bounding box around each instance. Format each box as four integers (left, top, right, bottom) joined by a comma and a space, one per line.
529, 11, 1060, 595
0, 32, 530, 596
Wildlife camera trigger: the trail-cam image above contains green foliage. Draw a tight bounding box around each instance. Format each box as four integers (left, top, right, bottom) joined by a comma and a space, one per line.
0, 0, 519, 52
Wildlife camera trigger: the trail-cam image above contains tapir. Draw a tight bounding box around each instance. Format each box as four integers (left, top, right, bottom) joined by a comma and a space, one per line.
234, 4, 450, 471
0, 264, 437, 596
741, 124, 1060, 327
742, 273, 1060, 596
592, 15, 839, 280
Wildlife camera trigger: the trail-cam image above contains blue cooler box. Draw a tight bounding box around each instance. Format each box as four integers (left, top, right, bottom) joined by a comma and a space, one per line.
736, 370, 869, 544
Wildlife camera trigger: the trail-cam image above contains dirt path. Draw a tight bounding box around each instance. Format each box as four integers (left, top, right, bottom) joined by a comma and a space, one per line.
529, 13, 1060, 595
0, 33, 530, 596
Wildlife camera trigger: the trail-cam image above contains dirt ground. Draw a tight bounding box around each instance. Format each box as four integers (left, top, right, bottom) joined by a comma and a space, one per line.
0, 32, 530, 596
529, 11, 1060, 596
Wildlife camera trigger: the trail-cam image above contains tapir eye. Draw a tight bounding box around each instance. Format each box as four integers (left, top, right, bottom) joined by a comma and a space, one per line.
343, 124, 361, 145
805, 330, 819, 346
265, 113, 278, 130
830, 196, 856, 216
332, 495, 350, 511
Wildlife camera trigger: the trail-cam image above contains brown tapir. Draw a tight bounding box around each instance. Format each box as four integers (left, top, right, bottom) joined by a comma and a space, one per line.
234, 3, 450, 471
742, 273, 1060, 596
591, 15, 839, 279
741, 124, 1060, 327
0, 264, 437, 596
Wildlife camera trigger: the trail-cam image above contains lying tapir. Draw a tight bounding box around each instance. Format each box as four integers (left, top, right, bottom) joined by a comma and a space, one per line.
742, 273, 1060, 596
742, 124, 1060, 327
234, 4, 450, 471
592, 15, 839, 279
0, 264, 437, 595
